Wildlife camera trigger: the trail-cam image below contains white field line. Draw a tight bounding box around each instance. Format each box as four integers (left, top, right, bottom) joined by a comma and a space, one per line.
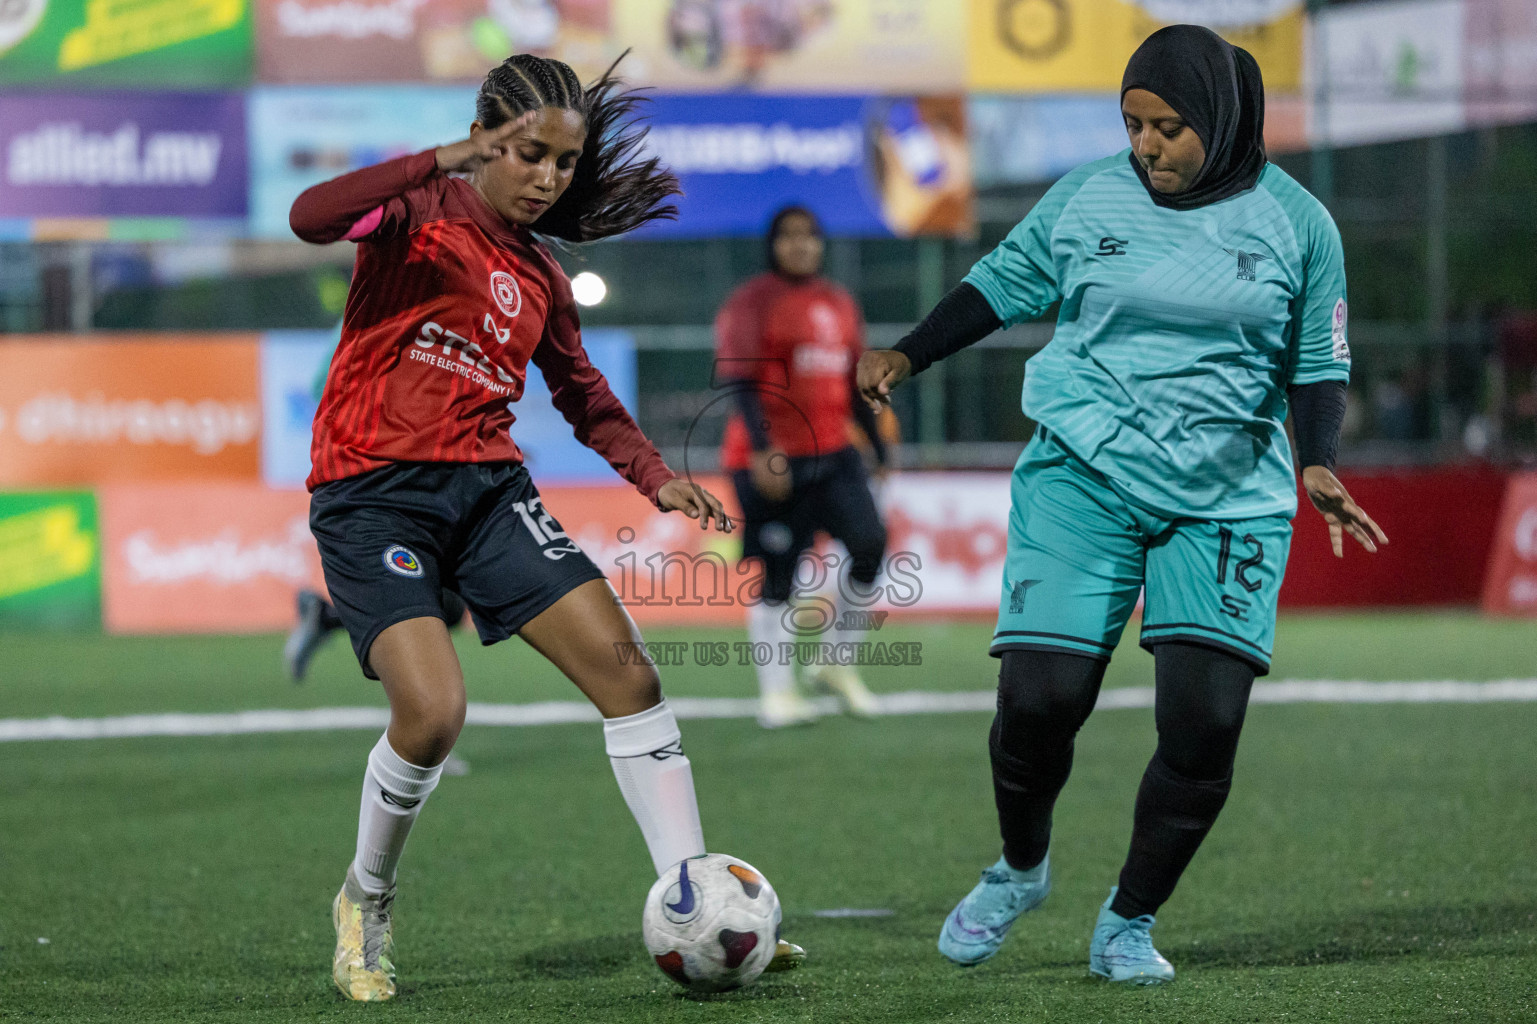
1, 680, 1535, 743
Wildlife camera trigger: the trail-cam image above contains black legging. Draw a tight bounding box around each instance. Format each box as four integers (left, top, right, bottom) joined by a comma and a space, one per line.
990, 643, 1255, 919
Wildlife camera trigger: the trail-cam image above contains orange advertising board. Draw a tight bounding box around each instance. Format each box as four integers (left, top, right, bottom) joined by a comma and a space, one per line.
0, 335, 261, 486
92, 471, 1011, 635
99, 482, 325, 634
542, 472, 1008, 627
1481, 473, 1537, 616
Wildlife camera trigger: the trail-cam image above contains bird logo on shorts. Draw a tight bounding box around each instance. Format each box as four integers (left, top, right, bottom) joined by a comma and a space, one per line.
382, 545, 425, 578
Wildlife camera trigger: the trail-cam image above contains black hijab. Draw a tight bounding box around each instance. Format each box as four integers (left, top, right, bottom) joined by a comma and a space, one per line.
1120, 24, 1267, 210
766, 204, 822, 277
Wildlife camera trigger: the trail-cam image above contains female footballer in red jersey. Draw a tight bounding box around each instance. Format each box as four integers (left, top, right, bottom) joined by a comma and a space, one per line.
290, 55, 801, 1002
716, 206, 892, 728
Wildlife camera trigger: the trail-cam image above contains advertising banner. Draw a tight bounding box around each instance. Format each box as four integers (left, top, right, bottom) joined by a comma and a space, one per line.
541, 470, 1007, 626
614, 0, 965, 94
251, 87, 972, 239
1481, 473, 1537, 616
255, 0, 619, 84
1308, 0, 1466, 147
969, 91, 1306, 189
1464, 0, 1537, 127
98, 482, 324, 634
248, 85, 474, 237
0, 490, 101, 629
968, 0, 1303, 93
254, 0, 962, 93
0, 0, 252, 88
260, 327, 639, 489
0, 92, 248, 219
637, 93, 972, 238
0, 335, 262, 486
969, 95, 1127, 188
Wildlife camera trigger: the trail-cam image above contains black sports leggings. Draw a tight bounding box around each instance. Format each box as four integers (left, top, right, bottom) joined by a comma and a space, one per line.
990, 644, 1255, 918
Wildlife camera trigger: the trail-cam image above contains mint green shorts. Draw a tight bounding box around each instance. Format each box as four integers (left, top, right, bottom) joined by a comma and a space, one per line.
991, 431, 1292, 674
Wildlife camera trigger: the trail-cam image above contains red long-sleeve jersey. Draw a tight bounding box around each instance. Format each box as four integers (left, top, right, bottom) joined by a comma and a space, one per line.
291, 150, 675, 504
715, 272, 865, 472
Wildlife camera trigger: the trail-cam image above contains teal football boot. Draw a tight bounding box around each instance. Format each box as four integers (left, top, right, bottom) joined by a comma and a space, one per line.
1088, 887, 1175, 984
937, 853, 1050, 965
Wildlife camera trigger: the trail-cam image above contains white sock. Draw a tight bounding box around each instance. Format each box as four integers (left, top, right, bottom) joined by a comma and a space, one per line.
747, 600, 796, 697
352, 733, 444, 895
828, 575, 881, 650
604, 699, 706, 875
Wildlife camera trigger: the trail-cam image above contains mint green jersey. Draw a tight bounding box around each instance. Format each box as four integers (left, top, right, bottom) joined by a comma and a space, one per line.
964, 153, 1350, 520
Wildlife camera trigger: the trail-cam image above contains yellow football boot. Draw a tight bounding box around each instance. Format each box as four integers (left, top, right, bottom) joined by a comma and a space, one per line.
764, 938, 807, 973
332, 866, 397, 1002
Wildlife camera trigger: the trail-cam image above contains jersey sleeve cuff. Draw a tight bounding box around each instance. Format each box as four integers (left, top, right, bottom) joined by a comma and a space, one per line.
960, 269, 1018, 328
1289, 366, 1351, 387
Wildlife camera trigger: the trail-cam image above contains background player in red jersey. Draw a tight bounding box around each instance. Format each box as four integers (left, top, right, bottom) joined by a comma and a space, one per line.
290, 54, 801, 1002
716, 206, 894, 728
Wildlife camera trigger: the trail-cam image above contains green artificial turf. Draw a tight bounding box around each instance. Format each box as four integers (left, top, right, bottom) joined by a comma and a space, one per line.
1, 611, 1534, 719
2, 614, 1535, 1021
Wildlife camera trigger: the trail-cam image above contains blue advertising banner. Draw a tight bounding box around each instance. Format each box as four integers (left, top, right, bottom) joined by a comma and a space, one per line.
248, 86, 475, 239
637, 93, 971, 239
0, 92, 247, 218
968, 96, 1129, 189
260, 328, 638, 489
249, 87, 971, 240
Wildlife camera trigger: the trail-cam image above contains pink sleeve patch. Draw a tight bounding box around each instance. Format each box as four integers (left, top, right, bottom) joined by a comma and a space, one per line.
343, 206, 385, 241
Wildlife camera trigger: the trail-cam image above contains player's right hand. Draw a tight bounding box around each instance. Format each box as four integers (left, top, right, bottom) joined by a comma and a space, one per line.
435, 112, 537, 174
857, 350, 912, 412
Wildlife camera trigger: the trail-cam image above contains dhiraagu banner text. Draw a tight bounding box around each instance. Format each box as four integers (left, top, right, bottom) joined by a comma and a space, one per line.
0, 490, 101, 629
968, 0, 1302, 93
0, 0, 252, 88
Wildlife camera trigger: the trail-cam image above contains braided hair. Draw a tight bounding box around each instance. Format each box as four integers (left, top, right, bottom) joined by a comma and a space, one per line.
475, 53, 679, 242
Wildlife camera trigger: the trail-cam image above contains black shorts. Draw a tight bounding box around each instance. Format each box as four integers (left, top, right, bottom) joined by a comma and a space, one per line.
732, 445, 887, 604
310, 461, 606, 679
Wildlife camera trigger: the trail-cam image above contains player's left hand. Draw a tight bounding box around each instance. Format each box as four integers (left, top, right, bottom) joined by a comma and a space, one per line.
658, 478, 735, 533
1302, 465, 1388, 558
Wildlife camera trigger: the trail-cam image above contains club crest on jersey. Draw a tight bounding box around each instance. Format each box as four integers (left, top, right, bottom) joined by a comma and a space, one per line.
490, 270, 522, 318
1222, 247, 1270, 282
383, 545, 424, 578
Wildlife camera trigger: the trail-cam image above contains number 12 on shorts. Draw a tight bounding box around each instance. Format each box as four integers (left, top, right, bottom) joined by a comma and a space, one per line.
1217, 522, 1266, 618
1216, 526, 1264, 593
512, 498, 582, 560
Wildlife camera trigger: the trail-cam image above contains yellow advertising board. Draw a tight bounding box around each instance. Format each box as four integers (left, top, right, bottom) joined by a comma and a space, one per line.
614, 0, 965, 93
968, 0, 1302, 93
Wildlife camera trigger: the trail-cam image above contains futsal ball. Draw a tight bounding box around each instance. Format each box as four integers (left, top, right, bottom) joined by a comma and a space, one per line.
642, 853, 781, 992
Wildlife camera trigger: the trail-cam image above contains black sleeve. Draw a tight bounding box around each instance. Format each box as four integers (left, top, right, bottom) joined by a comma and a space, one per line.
1288, 380, 1348, 470
732, 385, 772, 451
891, 282, 1003, 375
850, 378, 888, 466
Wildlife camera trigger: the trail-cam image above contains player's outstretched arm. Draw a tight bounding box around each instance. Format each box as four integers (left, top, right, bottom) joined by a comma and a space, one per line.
657, 478, 734, 533
289, 114, 535, 244
858, 281, 1003, 412
1301, 465, 1389, 558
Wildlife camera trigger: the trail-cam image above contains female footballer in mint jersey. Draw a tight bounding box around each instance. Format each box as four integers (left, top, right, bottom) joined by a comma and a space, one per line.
859, 26, 1387, 983
290, 55, 801, 1002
